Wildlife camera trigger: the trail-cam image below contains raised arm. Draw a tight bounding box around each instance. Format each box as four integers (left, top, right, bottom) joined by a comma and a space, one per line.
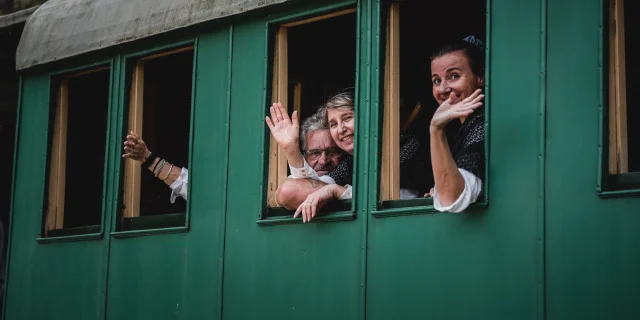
429, 90, 483, 206
265, 102, 305, 168
122, 131, 187, 202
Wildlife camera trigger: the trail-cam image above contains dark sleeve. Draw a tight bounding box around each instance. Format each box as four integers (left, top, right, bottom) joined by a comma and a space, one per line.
399, 134, 433, 194
453, 116, 485, 181
328, 155, 353, 186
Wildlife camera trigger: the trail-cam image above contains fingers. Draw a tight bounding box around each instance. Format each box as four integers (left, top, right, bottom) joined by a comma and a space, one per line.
265, 116, 274, 130
279, 104, 291, 122
291, 110, 299, 127
311, 198, 319, 219
274, 103, 285, 122
294, 203, 302, 219
269, 105, 279, 125
447, 92, 458, 104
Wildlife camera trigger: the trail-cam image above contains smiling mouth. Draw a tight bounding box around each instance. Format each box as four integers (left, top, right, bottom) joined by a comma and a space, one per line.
340, 135, 354, 142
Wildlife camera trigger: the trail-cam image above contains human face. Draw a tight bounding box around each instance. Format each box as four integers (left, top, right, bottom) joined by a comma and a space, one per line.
327, 108, 355, 155
431, 50, 484, 105
304, 129, 343, 176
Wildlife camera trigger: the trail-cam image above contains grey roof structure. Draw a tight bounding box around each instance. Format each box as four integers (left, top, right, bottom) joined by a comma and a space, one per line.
16, 0, 291, 70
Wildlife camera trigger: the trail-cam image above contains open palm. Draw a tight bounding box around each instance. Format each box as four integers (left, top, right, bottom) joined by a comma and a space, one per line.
431, 89, 484, 129
266, 102, 299, 153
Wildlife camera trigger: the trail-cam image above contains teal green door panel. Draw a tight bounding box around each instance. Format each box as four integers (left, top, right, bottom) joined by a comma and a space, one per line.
546, 0, 640, 318
105, 28, 231, 319
5, 75, 108, 320
220, 18, 362, 320
365, 0, 544, 319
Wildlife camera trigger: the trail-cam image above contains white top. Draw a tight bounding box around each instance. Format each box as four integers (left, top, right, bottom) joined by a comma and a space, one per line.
288, 158, 351, 199
169, 167, 189, 203
432, 168, 482, 213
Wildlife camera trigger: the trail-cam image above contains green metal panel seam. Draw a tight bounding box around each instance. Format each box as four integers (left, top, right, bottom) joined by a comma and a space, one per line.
2, 76, 22, 320
102, 54, 121, 320
218, 25, 234, 320
537, 0, 547, 319
484, 0, 492, 203
596, 0, 604, 193
185, 38, 200, 228
358, 0, 372, 319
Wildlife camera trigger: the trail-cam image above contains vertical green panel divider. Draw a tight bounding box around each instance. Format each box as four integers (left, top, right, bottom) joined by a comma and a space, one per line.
537, 0, 547, 319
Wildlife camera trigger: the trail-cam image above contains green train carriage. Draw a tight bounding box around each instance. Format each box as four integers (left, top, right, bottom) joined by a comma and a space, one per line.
4, 0, 640, 319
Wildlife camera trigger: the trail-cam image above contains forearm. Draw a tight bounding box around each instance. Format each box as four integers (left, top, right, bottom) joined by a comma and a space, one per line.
147, 157, 183, 186
276, 178, 327, 210
282, 145, 304, 168
429, 128, 465, 206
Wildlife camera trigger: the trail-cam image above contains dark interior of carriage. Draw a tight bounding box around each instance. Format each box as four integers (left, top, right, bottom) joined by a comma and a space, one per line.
135, 50, 193, 217
394, 0, 486, 152
44, 70, 110, 233
287, 12, 357, 127
624, 0, 638, 173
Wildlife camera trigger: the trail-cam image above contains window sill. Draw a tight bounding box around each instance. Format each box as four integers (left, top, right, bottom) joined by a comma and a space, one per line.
111, 226, 189, 238
257, 211, 355, 226
37, 225, 103, 243
372, 201, 488, 218
600, 172, 640, 198
112, 212, 188, 238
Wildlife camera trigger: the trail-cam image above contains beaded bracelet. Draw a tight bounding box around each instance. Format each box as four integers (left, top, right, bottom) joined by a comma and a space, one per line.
154, 159, 167, 177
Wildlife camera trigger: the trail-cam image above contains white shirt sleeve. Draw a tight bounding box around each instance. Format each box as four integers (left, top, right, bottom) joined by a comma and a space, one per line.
433, 168, 482, 213
339, 185, 352, 200
169, 167, 189, 203
288, 158, 331, 183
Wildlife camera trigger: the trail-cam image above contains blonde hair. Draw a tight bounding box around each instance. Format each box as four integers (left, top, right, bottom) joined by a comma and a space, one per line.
323, 90, 354, 112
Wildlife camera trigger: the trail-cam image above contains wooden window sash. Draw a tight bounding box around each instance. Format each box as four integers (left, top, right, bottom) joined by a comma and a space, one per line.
380, 2, 401, 201
123, 46, 195, 218
266, 8, 355, 207
45, 79, 69, 235
123, 61, 145, 218
608, 0, 628, 174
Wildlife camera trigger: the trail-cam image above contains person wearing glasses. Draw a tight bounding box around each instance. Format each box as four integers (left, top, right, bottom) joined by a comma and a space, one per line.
268, 90, 432, 222
266, 104, 347, 209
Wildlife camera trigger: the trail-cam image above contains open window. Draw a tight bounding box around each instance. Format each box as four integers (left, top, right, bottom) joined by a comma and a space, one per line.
264, 9, 357, 216
378, 0, 487, 208
43, 67, 110, 237
604, 0, 640, 192
119, 46, 194, 231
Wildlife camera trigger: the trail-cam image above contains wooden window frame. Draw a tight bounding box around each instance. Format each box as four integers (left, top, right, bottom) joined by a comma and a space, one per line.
122, 45, 195, 219
379, 2, 401, 202
607, 0, 628, 175
601, 0, 640, 195
266, 8, 357, 208
44, 66, 110, 237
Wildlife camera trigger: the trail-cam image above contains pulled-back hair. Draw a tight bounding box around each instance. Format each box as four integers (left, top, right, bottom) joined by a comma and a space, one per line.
430, 36, 485, 77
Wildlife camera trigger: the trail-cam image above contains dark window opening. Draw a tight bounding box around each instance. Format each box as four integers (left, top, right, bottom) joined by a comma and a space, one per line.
44, 69, 110, 234
287, 12, 357, 122
126, 50, 193, 218
379, 0, 487, 205
624, 0, 639, 172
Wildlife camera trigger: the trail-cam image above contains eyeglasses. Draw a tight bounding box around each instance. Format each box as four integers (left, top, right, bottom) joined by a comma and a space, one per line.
304, 146, 344, 161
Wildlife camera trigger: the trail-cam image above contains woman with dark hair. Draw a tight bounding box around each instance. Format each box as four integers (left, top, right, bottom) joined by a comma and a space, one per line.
427, 35, 486, 212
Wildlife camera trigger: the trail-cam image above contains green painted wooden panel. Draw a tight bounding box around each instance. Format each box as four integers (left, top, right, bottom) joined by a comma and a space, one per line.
5, 75, 108, 319
105, 29, 231, 319
221, 14, 363, 319
546, 0, 640, 318
365, 0, 544, 319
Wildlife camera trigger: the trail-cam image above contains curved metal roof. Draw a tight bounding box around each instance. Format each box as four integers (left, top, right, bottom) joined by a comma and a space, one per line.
16, 0, 290, 70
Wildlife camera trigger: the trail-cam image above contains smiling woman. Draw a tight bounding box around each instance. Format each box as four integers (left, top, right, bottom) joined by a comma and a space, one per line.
428, 38, 486, 212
